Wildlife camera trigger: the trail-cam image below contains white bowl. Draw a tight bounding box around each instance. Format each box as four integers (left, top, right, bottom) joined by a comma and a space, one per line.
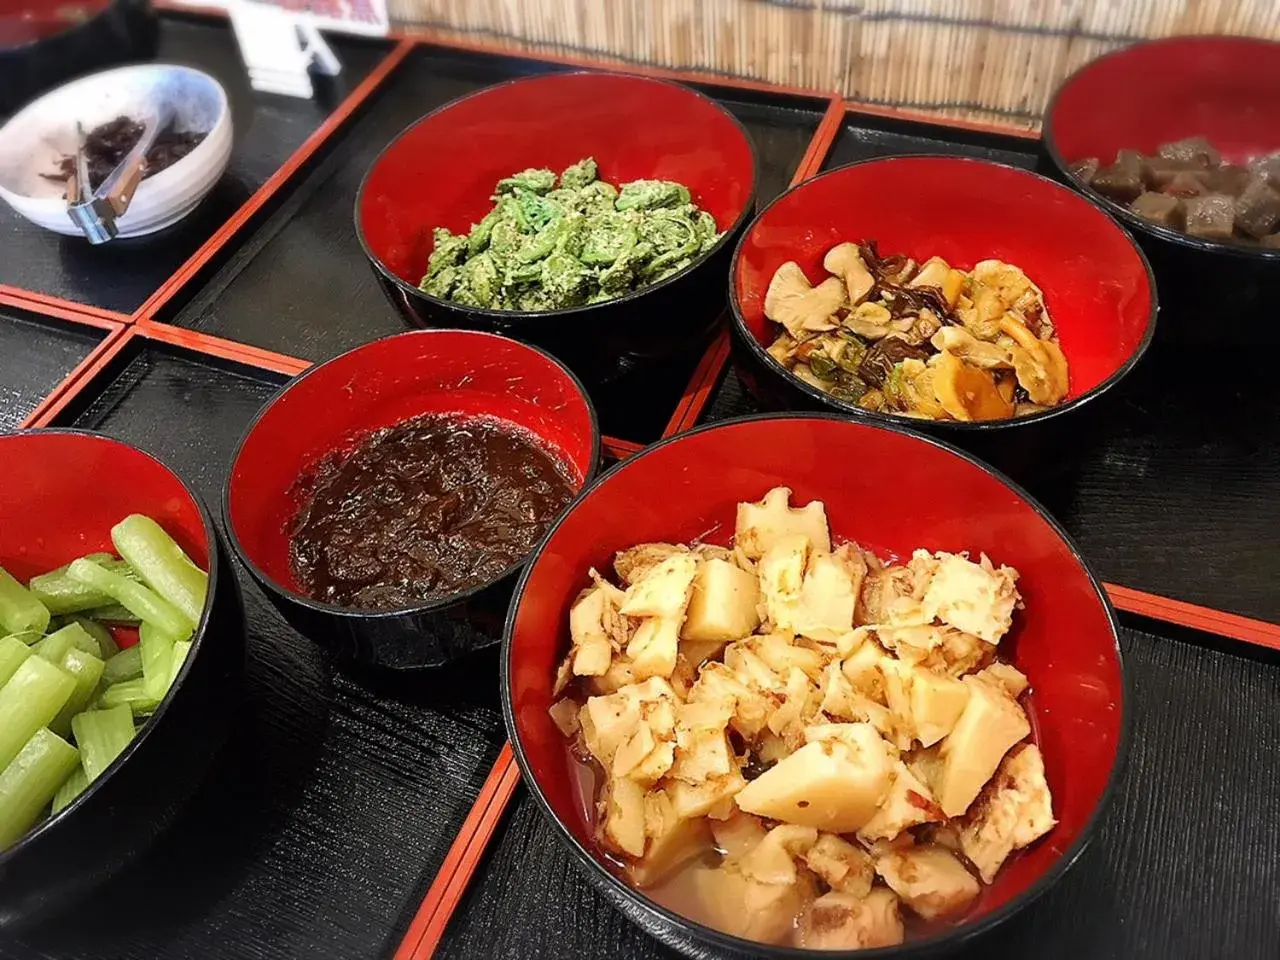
0, 63, 232, 240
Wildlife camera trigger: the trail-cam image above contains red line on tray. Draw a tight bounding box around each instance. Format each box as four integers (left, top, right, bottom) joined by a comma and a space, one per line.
393, 744, 522, 960
664, 331, 731, 438
1105, 584, 1280, 653
135, 320, 312, 376
602, 437, 643, 460
664, 100, 839, 439
0, 287, 130, 329
796, 95, 849, 180
24, 326, 137, 428
131, 39, 415, 325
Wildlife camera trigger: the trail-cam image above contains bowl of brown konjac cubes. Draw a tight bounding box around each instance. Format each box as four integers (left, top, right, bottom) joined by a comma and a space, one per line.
504, 415, 1126, 957
1045, 35, 1280, 338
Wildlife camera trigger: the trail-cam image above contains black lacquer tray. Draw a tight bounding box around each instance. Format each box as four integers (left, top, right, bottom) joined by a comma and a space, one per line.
1, 11, 1278, 960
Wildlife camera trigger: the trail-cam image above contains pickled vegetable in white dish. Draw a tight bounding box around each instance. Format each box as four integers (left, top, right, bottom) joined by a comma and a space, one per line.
548, 487, 1055, 950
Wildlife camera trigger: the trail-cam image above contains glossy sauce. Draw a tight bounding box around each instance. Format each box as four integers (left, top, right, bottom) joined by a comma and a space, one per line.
290, 413, 575, 610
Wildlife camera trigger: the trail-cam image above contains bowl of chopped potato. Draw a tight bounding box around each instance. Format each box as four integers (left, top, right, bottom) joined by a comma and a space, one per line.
355, 71, 756, 382
727, 156, 1157, 481
502, 413, 1127, 957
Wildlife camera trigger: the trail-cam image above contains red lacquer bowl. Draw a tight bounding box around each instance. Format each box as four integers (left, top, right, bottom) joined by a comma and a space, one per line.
1045, 34, 1280, 260
728, 156, 1157, 481
0, 430, 243, 926
504, 414, 1127, 958
355, 71, 757, 378
225, 329, 601, 670
1044, 35, 1280, 342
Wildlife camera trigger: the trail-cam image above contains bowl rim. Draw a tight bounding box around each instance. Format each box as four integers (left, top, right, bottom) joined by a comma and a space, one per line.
501, 410, 1132, 959
0, 61, 231, 206
0, 428, 222, 868
727, 153, 1160, 433
1042, 33, 1280, 263
0, 0, 120, 57
352, 69, 759, 323
221, 328, 603, 621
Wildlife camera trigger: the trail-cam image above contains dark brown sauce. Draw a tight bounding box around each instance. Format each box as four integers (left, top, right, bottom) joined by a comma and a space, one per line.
289, 413, 576, 611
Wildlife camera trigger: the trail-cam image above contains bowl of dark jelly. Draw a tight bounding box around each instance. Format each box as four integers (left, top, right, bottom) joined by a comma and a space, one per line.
224, 330, 601, 670
354, 71, 757, 382
1044, 35, 1280, 341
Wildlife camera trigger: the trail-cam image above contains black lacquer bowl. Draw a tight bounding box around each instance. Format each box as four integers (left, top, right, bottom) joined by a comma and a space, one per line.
0, 430, 244, 928
503, 415, 1127, 959
729, 156, 1158, 483
354, 71, 757, 381
1044, 35, 1280, 343
224, 329, 600, 671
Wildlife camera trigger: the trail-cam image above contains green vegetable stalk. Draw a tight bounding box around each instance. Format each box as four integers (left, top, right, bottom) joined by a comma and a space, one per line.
0, 567, 50, 637
0, 728, 80, 849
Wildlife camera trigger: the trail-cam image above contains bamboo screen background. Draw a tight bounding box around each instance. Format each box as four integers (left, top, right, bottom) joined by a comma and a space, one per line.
387, 0, 1280, 129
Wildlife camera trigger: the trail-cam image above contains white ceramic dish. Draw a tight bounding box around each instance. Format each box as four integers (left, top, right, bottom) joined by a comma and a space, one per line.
0, 63, 232, 239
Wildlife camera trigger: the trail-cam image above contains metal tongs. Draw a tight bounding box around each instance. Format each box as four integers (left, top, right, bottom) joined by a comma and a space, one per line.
65, 103, 174, 244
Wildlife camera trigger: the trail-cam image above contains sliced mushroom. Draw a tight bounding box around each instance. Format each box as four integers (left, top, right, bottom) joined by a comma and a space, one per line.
764, 262, 845, 339
972, 260, 1043, 314
844, 301, 894, 340
999, 314, 1069, 405
930, 326, 1012, 370
931, 351, 1014, 422
823, 242, 876, 304
906, 257, 965, 309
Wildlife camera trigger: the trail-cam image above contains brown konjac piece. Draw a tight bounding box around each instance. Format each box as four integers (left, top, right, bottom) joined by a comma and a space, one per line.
1073, 136, 1280, 247
43, 115, 207, 191
1129, 192, 1183, 228
1157, 136, 1221, 168
1090, 150, 1144, 203
289, 414, 576, 610
1068, 157, 1099, 185
1183, 194, 1236, 241
1233, 176, 1280, 239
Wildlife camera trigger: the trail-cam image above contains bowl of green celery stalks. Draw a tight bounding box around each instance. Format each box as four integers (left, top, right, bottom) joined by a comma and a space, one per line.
0, 430, 244, 927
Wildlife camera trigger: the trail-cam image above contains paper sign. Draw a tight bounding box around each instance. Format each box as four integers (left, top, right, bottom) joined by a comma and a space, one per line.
170, 0, 389, 36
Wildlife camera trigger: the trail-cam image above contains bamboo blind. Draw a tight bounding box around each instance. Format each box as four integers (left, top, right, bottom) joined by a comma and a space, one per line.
387, 0, 1280, 130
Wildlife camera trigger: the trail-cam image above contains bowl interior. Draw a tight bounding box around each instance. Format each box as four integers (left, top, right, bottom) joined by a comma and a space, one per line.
507, 416, 1123, 942
357, 71, 755, 291
733, 157, 1154, 404
227, 330, 598, 599
1047, 36, 1280, 167
0, 431, 209, 580
0, 0, 111, 47
0, 63, 226, 201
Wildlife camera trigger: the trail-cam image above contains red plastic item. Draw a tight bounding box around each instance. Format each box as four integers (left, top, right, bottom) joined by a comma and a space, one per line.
357, 71, 755, 285
227, 329, 598, 595
1047, 35, 1280, 166
733, 156, 1154, 399
0, 431, 209, 581
506, 415, 1125, 948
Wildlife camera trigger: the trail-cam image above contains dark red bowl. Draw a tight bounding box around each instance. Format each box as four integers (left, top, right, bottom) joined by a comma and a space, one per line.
728, 156, 1157, 481
0, 430, 243, 927
0, 0, 158, 114
1044, 36, 1280, 337
225, 329, 601, 670
354, 71, 757, 380
503, 413, 1127, 958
